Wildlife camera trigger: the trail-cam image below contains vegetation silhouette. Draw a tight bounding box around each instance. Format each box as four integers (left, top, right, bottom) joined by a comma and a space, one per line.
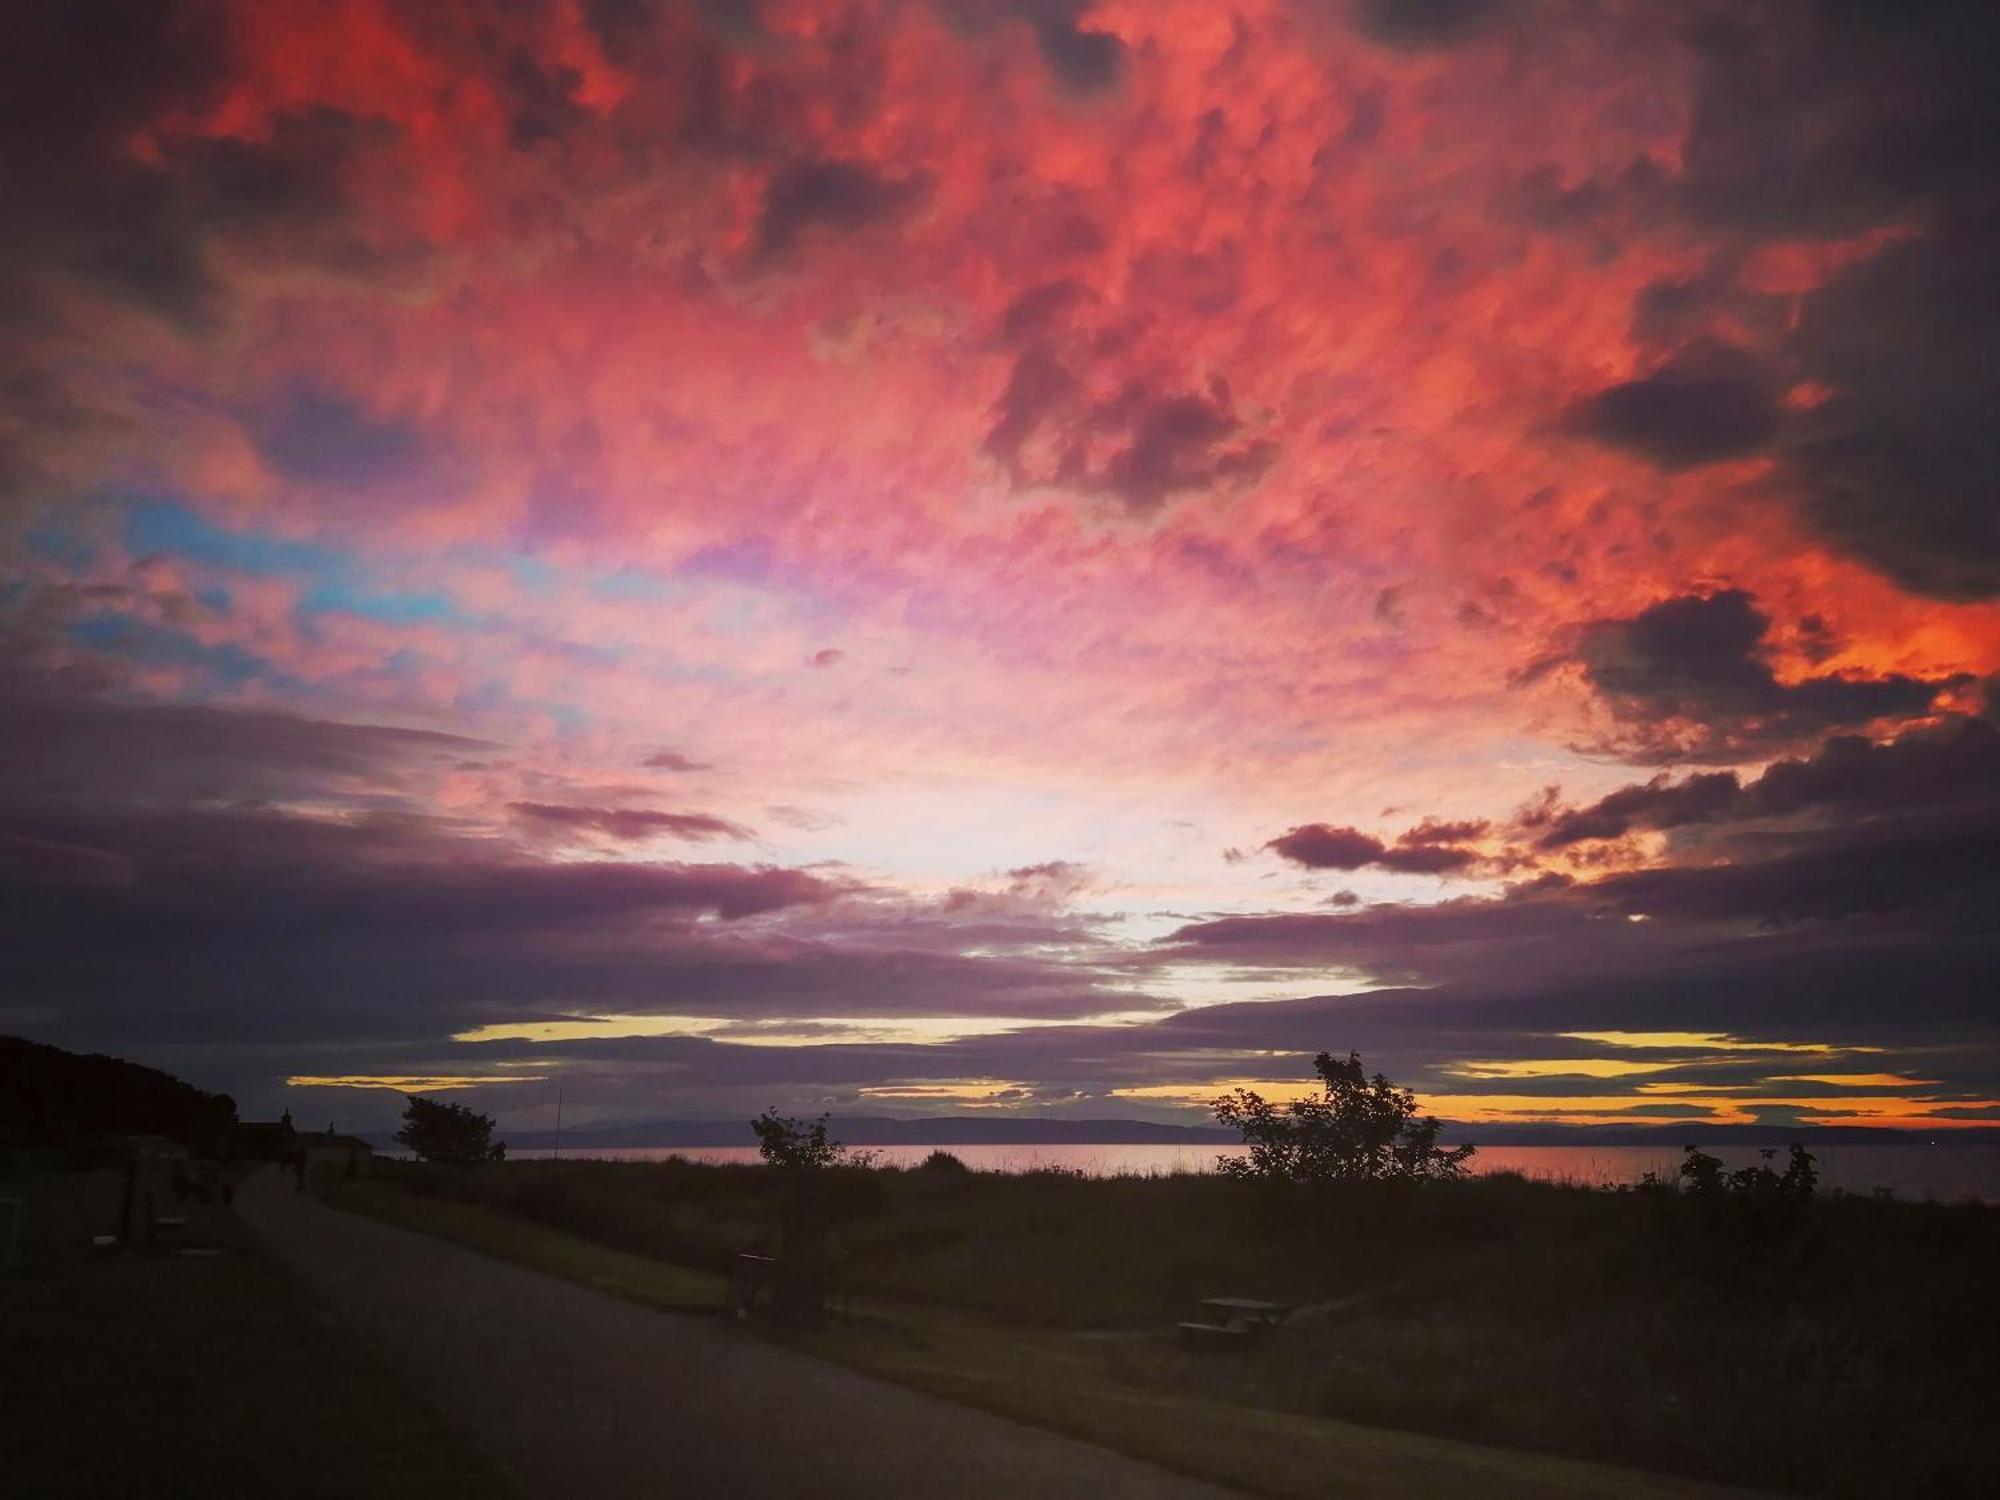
1212, 1050, 1475, 1185
395, 1095, 505, 1165
372, 1143, 2000, 1498
1, 1034, 236, 1152
751, 1109, 855, 1326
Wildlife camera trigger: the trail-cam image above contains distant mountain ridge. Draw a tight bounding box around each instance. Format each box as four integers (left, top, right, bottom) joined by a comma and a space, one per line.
481, 1115, 1239, 1151
392, 1114, 2000, 1153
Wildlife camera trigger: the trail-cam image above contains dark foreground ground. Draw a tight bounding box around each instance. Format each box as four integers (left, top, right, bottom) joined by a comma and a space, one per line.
0, 1193, 510, 1500
363, 1155, 2000, 1499
241, 1169, 1244, 1499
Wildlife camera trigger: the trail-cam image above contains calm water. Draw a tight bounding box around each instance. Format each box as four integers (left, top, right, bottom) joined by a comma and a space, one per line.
505, 1142, 2000, 1202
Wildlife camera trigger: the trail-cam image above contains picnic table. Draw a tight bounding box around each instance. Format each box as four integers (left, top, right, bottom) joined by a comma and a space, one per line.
729, 1252, 777, 1320
1177, 1296, 1297, 1350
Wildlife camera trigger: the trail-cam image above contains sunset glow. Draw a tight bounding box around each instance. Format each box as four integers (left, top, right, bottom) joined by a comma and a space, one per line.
5, 0, 1995, 1140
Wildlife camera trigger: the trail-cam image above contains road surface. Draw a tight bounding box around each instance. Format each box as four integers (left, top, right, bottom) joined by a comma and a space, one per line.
240, 1172, 1240, 1499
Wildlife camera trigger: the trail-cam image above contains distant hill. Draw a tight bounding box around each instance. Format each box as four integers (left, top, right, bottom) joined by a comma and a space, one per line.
1447, 1121, 2000, 1147
483, 1115, 1240, 1152
0, 1035, 238, 1152
453, 1113, 2000, 1153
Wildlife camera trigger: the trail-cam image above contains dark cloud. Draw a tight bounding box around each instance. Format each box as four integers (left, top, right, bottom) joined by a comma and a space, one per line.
1184, 809, 2000, 991
502, 51, 589, 150
1266, 824, 1388, 870
1569, 343, 1780, 470
0, 682, 1157, 1093
987, 347, 1275, 511
1784, 226, 2000, 600
0, 0, 228, 323
1678, 2, 2000, 240
643, 749, 710, 772
0, 679, 491, 806
0, 3, 378, 336
1015, 0, 1125, 91
1353, 0, 1514, 51
758, 159, 924, 255
1264, 823, 1481, 876
254, 385, 424, 487
1540, 718, 2000, 847
1662, 3, 2000, 599
510, 802, 752, 842
1104, 391, 1247, 510
935, 2, 1124, 92
984, 342, 1076, 473
0, 801, 860, 1050
1745, 716, 2000, 820
1575, 590, 1951, 758
1399, 817, 1490, 846
1537, 771, 1740, 848
998, 279, 1094, 345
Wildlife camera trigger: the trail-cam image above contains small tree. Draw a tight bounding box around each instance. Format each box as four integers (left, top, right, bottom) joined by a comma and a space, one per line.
396, 1095, 505, 1165
751, 1110, 850, 1327
1213, 1050, 1474, 1185
751, 1110, 844, 1171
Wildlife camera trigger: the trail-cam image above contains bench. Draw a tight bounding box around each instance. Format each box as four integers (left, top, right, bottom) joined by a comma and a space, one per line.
729, 1252, 778, 1320
1177, 1295, 1297, 1352
1177, 1320, 1255, 1351
1198, 1296, 1293, 1328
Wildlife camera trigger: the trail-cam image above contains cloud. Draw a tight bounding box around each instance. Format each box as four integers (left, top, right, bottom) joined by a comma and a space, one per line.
1264, 822, 1482, 876
758, 160, 926, 255
510, 801, 752, 842
1, 0, 1996, 1125
1537, 717, 2000, 847
1569, 344, 1780, 471
642, 749, 709, 772
254, 385, 424, 487
0, 674, 492, 806
1535, 771, 1740, 848
1353, 0, 1515, 52
1784, 226, 2000, 601
1574, 590, 1953, 758
1012, 1, 1125, 91
1668, 2, 2000, 599
986, 348, 1275, 511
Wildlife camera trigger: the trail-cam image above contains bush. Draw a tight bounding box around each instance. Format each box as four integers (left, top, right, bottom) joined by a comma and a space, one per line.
1213, 1050, 1474, 1185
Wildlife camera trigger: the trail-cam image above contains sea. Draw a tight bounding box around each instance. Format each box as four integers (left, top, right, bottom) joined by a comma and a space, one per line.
501, 1142, 2000, 1202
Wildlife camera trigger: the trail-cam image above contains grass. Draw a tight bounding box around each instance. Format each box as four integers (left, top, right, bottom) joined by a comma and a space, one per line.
0, 1196, 514, 1500
335, 1155, 2000, 1497
331, 1179, 725, 1311
330, 1174, 1767, 1500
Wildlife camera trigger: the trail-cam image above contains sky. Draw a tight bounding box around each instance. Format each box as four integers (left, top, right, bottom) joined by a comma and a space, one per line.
3, 0, 1997, 1138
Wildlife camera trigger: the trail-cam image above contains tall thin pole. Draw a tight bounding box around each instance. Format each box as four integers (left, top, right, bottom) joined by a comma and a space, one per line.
554, 1086, 563, 1160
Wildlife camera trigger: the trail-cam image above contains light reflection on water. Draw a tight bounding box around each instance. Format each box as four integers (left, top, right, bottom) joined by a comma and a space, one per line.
500, 1142, 2000, 1202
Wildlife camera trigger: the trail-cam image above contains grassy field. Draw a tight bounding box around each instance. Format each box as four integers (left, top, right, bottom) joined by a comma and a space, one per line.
0, 1196, 515, 1500
330, 1156, 2000, 1498
330, 1177, 1753, 1500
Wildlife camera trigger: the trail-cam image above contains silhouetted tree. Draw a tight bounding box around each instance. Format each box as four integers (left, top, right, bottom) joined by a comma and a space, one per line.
752, 1110, 847, 1326
1676, 1143, 1818, 1200
395, 1096, 505, 1165
751, 1109, 843, 1171
1213, 1050, 1475, 1184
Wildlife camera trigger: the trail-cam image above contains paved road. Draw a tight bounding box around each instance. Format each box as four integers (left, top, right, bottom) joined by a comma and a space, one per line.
239, 1173, 1239, 1499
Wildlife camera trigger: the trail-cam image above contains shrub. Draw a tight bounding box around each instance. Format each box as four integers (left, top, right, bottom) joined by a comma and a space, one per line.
1212, 1050, 1474, 1185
